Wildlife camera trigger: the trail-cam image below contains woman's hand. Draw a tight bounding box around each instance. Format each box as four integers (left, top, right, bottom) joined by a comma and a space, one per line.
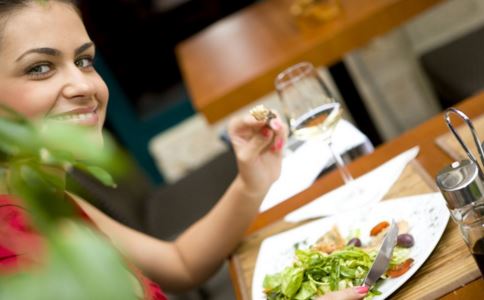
228, 111, 287, 198
316, 286, 369, 300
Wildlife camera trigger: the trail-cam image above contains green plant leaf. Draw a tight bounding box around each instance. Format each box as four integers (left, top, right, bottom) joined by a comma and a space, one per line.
0, 117, 38, 156
39, 148, 75, 169
0, 223, 137, 300
74, 164, 117, 188
0, 109, 135, 299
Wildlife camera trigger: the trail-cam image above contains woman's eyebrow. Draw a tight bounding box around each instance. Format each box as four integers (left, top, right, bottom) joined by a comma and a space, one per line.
75, 42, 94, 56
15, 42, 94, 62
16, 47, 61, 61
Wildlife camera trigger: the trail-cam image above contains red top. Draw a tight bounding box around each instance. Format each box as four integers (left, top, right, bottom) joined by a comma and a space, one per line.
0, 195, 167, 300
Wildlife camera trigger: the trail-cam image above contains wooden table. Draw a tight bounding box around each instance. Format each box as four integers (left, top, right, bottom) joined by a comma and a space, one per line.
176, 0, 445, 123
228, 93, 484, 299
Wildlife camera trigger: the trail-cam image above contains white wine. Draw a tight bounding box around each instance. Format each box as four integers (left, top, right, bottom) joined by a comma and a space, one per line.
291, 102, 342, 141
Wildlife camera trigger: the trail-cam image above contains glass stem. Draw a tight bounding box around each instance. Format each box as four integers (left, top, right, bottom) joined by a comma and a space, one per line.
328, 139, 354, 184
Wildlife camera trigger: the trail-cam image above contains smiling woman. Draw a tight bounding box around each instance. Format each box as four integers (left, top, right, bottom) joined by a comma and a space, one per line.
0, 0, 107, 139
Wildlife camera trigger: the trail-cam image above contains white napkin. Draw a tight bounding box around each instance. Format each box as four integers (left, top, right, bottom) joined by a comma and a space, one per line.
284, 146, 420, 222
259, 120, 371, 212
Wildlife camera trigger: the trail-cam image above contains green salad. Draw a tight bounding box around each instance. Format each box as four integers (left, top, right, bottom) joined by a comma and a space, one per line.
262, 243, 411, 300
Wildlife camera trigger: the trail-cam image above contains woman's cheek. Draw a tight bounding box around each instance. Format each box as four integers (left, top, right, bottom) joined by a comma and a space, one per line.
3, 87, 55, 118
31, 94, 59, 118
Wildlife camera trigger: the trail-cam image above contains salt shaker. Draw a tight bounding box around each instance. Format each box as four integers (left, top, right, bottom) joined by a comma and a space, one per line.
436, 159, 484, 222
435, 108, 484, 277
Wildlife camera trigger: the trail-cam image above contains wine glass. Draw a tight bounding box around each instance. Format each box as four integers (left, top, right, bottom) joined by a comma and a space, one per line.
275, 62, 353, 184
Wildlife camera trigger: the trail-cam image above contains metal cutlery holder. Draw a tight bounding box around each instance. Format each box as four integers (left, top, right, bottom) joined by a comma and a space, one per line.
436, 108, 484, 223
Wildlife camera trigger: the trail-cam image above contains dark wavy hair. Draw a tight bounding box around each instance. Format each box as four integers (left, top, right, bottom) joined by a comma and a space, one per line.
0, 0, 78, 14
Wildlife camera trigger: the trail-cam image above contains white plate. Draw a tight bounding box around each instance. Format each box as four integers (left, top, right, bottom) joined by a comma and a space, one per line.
251, 193, 450, 300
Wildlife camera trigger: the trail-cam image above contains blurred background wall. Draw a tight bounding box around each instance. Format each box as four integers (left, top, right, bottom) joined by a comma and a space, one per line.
346, 0, 484, 140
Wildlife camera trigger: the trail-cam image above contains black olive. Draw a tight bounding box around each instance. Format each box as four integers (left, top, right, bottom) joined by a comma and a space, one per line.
397, 234, 414, 248
347, 237, 362, 247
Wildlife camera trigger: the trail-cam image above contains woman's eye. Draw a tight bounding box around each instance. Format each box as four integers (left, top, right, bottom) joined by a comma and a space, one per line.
75, 56, 94, 69
27, 64, 52, 77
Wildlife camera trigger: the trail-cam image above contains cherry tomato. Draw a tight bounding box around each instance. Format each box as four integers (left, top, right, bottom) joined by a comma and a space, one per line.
386, 258, 414, 278
370, 221, 390, 236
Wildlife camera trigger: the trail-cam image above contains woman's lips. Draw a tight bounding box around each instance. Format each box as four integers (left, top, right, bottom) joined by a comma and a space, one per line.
48, 108, 99, 126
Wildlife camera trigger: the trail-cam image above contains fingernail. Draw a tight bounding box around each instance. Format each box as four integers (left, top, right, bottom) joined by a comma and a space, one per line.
270, 119, 281, 130
355, 286, 369, 294
260, 127, 271, 138
275, 138, 284, 150
271, 138, 284, 152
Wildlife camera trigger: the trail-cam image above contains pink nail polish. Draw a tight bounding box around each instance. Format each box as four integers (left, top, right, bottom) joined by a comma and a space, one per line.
275, 138, 284, 150
355, 286, 369, 294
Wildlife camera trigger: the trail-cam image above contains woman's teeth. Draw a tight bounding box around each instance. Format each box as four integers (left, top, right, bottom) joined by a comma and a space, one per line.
51, 112, 95, 121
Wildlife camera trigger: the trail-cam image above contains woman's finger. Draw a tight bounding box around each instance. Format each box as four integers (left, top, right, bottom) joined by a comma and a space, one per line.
228, 114, 267, 136
316, 286, 368, 300
268, 117, 287, 153
228, 109, 287, 156
235, 125, 274, 162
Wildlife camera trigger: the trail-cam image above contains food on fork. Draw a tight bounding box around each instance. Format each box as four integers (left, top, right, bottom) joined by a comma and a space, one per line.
250, 105, 276, 122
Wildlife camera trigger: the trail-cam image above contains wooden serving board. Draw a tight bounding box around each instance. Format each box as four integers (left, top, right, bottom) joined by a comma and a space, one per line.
435, 114, 484, 166
230, 160, 481, 299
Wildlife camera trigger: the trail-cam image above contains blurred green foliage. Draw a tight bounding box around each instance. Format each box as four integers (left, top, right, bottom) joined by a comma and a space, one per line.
0, 106, 137, 299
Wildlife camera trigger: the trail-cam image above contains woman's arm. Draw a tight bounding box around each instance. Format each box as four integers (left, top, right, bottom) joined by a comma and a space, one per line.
74, 113, 287, 292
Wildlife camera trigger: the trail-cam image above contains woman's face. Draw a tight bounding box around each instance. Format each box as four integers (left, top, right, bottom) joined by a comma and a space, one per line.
0, 1, 108, 138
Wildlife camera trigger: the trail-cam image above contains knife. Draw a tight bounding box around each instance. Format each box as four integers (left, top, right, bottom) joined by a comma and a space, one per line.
363, 219, 398, 288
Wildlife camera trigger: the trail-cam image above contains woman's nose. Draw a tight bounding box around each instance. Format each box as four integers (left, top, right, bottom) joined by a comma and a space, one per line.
62, 68, 96, 100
